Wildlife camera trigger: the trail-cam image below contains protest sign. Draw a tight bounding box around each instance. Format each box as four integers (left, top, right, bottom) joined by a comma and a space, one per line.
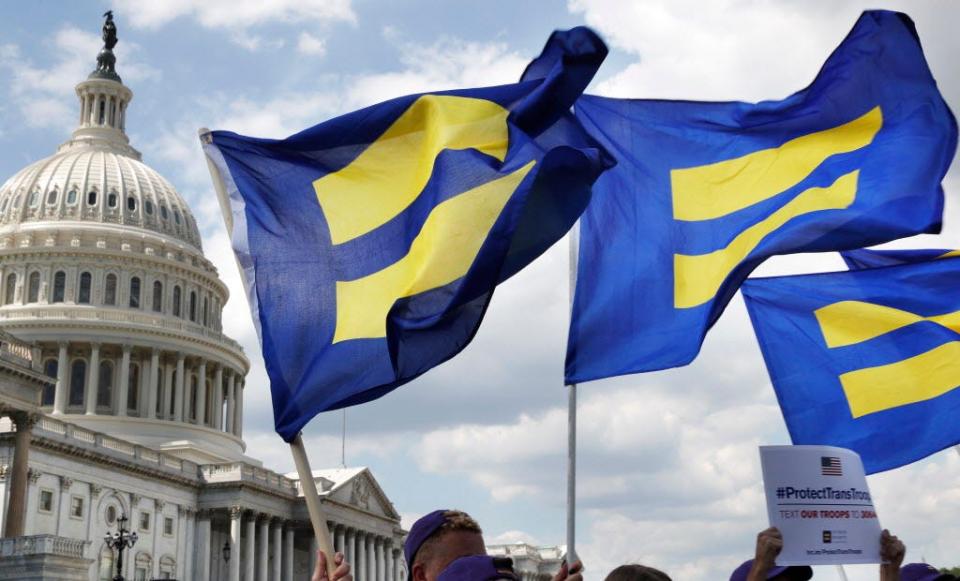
759, 445, 882, 566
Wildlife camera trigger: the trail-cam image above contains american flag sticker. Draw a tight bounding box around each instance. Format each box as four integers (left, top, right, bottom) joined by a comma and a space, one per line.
821, 456, 842, 476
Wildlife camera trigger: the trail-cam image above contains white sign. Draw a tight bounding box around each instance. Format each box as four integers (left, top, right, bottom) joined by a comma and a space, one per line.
759, 445, 882, 566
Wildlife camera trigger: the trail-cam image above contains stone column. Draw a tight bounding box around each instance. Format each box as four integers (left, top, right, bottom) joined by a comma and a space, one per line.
196, 510, 212, 581
235, 379, 245, 437
174, 352, 185, 422
244, 511, 256, 581
196, 359, 207, 425
376, 537, 384, 581
257, 514, 269, 581
84, 343, 100, 414
2, 412, 37, 538
386, 546, 395, 581
356, 532, 366, 581
117, 345, 131, 416
393, 548, 403, 581
283, 526, 294, 581
229, 507, 242, 581
271, 519, 282, 581
346, 529, 356, 575
161, 360, 172, 419
52, 342, 68, 415
146, 348, 160, 420
225, 370, 236, 434
213, 364, 224, 429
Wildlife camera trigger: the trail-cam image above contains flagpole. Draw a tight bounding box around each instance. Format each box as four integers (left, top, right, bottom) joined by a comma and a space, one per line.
199, 128, 337, 578
566, 223, 579, 567
835, 565, 849, 580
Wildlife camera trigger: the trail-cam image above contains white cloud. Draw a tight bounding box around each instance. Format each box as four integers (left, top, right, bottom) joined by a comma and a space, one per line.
114, 0, 356, 31
297, 32, 327, 57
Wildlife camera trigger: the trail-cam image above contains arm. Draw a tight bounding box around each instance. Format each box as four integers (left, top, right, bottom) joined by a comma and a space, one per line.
746, 527, 783, 581
879, 529, 905, 581
312, 551, 352, 581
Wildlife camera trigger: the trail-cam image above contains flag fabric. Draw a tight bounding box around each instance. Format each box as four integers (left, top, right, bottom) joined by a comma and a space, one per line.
842, 247, 960, 270
741, 257, 960, 473
565, 10, 957, 383
202, 28, 612, 441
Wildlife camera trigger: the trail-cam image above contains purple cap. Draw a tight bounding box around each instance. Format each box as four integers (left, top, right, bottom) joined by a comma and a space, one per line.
730, 560, 813, 581
404, 510, 450, 579
437, 555, 519, 581
901, 563, 954, 581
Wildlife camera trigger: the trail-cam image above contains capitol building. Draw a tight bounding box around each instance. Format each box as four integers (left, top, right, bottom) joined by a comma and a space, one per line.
0, 17, 408, 581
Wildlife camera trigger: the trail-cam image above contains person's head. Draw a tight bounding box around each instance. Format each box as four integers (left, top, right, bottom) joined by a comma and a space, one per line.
900, 563, 957, 581
605, 563, 672, 581
405, 509, 486, 581
730, 560, 813, 581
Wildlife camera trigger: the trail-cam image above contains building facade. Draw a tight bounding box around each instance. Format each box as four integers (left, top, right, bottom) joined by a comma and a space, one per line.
0, 18, 406, 581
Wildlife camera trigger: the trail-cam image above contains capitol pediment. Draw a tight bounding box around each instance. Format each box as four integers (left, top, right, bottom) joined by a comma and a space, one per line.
305, 467, 401, 521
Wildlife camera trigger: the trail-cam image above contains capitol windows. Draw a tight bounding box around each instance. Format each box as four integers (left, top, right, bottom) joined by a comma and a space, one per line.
145, 200, 154, 215
163, 517, 173, 536
38, 489, 54, 513
152, 281, 162, 312
98, 99, 106, 125
202, 296, 208, 326
104, 273, 117, 305
78, 272, 92, 304
134, 553, 152, 581
160, 205, 168, 220
27, 271, 40, 303
0, 197, 7, 213
126, 195, 137, 212
52, 271, 66, 303
138, 512, 150, 532
97, 360, 113, 409
173, 209, 181, 225
70, 496, 84, 519
3, 273, 16, 305
68, 359, 86, 407
67, 188, 78, 205
87, 190, 97, 206
189, 376, 198, 420
42, 359, 57, 405
172, 285, 182, 317
105, 505, 118, 526
46, 188, 58, 205
189, 291, 197, 322
127, 363, 140, 413
28, 188, 40, 207
107, 191, 118, 208
129, 276, 141, 309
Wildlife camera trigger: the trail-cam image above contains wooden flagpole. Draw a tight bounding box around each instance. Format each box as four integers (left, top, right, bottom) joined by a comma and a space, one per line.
199, 128, 337, 577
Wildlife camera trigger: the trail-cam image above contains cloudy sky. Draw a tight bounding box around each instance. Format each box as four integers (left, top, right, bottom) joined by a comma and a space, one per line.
1, 1, 958, 579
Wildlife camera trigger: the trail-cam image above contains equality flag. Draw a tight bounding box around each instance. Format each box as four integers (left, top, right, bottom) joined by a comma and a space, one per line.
202, 28, 612, 441
741, 257, 960, 473
842, 247, 960, 270
565, 10, 957, 383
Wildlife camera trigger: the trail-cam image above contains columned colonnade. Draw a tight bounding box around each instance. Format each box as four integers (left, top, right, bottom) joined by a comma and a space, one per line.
45, 341, 244, 436
0, 409, 37, 538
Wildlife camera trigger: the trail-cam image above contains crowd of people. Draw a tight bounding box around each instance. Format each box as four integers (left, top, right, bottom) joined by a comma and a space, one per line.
308, 510, 955, 581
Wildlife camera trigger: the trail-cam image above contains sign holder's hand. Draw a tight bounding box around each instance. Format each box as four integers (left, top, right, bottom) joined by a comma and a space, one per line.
312, 551, 352, 581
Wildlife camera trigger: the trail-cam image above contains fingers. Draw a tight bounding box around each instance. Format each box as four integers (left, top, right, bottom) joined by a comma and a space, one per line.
569, 560, 584, 574
333, 552, 352, 580
312, 550, 328, 581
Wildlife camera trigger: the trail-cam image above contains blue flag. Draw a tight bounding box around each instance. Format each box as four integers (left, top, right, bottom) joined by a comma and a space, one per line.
565, 10, 957, 383
203, 28, 612, 441
842, 247, 960, 270
741, 257, 960, 473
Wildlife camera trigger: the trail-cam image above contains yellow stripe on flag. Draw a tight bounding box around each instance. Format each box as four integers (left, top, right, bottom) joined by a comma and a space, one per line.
315, 95, 510, 245
332, 161, 535, 343
815, 300, 960, 348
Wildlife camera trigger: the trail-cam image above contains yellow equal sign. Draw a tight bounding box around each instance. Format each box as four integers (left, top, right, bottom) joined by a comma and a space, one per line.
313, 94, 534, 343
671, 107, 883, 309
814, 300, 960, 418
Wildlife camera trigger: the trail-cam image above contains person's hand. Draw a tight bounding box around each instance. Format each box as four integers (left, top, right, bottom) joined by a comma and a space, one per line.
551, 559, 584, 581
880, 529, 905, 581
747, 528, 783, 581
312, 551, 351, 581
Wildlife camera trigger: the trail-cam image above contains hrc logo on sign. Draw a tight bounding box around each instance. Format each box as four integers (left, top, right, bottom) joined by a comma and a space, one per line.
313, 95, 535, 343
815, 300, 960, 418
671, 107, 883, 309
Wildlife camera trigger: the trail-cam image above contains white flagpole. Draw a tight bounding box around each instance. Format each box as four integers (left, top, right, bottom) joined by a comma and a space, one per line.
199, 128, 337, 578
566, 223, 579, 567
835, 564, 849, 580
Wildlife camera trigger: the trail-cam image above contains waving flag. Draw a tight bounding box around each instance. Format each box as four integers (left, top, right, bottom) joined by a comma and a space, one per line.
203, 28, 612, 441
842, 247, 960, 270
565, 10, 957, 383
742, 257, 960, 473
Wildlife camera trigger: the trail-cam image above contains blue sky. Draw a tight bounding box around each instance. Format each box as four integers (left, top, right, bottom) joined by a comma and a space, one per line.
2, 1, 959, 579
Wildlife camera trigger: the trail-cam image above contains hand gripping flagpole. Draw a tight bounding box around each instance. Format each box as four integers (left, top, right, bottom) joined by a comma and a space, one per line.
199, 128, 337, 578
566, 223, 579, 567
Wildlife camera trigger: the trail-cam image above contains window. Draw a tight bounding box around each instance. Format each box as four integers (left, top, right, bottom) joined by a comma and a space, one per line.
145, 200, 154, 215
42, 359, 57, 405
46, 189, 58, 205
52, 271, 65, 303
105, 505, 118, 525
189, 291, 196, 322
127, 196, 137, 212
97, 360, 113, 408
160, 205, 168, 220
168, 370, 177, 416
163, 517, 174, 536
0, 197, 7, 212
68, 360, 86, 407
107, 191, 117, 208
70, 496, 84, 518
87, 190, 97, 206
152, 281, 162, 312
98, 546, 115, 581
129, 276, 141, 309
202, 297, 208, 326
173, 210, 181, 225
139, 512, 150, 531
4, 273, 16, 305
172, 286, 181, 317
189, 376, 198, 421
27, 272, 40, 303
78, 272, 92, 304
104, 273, 117, 305
38, 489, 54, 513
67, 188, 78, 205
127, 363, 139, 412
98, 100, 105, 125
28, 189, 39, 207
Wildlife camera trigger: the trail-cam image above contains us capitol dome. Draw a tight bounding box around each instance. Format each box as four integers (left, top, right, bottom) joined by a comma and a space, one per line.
0, 37, 251, 463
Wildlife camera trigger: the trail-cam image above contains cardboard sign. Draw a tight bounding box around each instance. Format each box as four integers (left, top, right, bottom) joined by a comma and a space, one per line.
759, 445, 882, 565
